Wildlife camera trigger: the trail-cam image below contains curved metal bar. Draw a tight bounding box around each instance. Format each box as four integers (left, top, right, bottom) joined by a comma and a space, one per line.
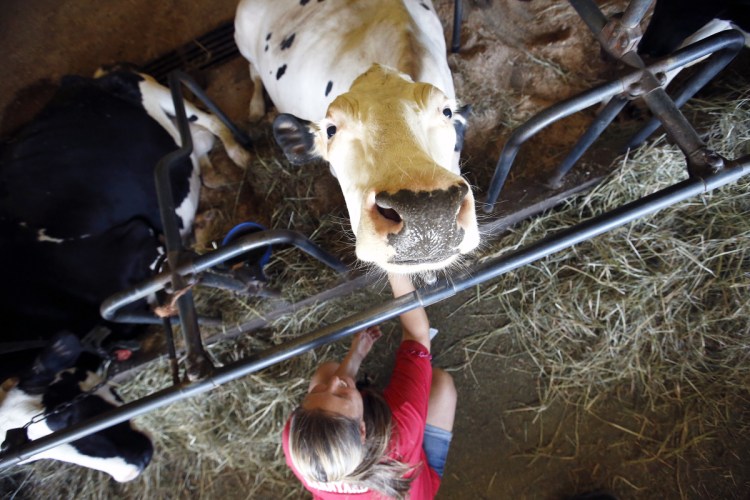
172, 70, 253, 150
3, 155, 748, 470
100, 229, 350, 323
483, 79, 627, 213
483, 30, 746, 212
550, 96, 629, 187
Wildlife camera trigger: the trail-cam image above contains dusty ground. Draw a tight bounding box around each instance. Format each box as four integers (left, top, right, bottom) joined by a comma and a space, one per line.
2, 0, 749, 498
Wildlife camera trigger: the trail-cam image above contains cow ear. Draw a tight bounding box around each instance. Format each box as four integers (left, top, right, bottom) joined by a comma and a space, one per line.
273, 113, 320, 165
19, 332, 82, 394
453, 104, 471, 153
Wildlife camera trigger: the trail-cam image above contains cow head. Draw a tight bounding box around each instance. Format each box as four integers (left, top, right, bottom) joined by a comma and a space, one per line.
0, 333, 153, 482
273, 64, 480, 275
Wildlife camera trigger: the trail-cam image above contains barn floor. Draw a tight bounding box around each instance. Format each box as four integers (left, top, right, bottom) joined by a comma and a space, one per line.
3, 0, 750, 499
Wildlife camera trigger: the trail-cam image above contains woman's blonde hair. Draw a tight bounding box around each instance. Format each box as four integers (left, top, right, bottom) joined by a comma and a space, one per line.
288, 389, 417, 499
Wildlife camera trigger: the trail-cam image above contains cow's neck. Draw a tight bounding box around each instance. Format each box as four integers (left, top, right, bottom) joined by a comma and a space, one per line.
337, 1, 429, 85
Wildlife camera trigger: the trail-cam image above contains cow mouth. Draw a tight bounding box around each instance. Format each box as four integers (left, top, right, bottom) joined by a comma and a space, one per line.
384, 251, 461, 274
390, 253, 457, 265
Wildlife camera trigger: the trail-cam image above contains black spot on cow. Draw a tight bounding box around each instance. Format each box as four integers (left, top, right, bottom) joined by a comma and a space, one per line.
276, 64, 287, 80
265, 45, 269, 52
281, 33, 296, 50
266, 33, 272, 41
325, 81, 333, 97
301, 0, 310, 5
420, 2, 430, 10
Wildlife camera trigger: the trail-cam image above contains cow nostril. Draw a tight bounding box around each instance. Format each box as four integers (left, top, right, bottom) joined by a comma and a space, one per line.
377, 205, 402, 223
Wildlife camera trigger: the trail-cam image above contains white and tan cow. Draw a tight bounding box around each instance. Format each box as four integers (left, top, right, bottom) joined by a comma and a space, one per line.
235, 0, 480, 275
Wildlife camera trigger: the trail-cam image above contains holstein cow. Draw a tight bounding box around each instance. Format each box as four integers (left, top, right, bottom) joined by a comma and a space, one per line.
639, 0, 750, 59
1, 333, 153, 482
0, 68, 249, 347
0, 68, 247, 478
234, 0, 480, 277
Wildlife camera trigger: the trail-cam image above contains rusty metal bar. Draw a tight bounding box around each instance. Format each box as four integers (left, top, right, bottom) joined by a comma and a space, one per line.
619, 0, 652, 29
626, 44, 741, 149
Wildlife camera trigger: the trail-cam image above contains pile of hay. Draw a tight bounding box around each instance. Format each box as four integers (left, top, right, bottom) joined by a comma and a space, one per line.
442, 85, 750, 494
462, 85, 750, 409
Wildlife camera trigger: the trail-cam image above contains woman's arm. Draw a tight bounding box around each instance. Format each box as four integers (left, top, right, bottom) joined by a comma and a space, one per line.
307, 326, 382, 391
336, 325, 382, 380
388, 273, 431, 352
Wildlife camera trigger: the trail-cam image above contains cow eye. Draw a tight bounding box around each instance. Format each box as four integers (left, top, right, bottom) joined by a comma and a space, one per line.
326, 125, 337, 139
442, 107, 453, 119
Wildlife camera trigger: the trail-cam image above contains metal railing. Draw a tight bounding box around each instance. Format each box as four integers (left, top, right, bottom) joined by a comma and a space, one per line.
484, 0, 745, 211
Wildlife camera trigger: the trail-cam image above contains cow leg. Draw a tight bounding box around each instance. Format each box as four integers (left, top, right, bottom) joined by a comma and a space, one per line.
137, 73, 251, 169
249, 64, 266, 122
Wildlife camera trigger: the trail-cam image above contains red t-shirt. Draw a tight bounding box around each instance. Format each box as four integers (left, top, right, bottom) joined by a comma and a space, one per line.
282, 340, 440, 499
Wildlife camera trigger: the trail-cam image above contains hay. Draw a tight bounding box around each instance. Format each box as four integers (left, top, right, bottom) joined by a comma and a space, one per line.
442, 84, 750, 481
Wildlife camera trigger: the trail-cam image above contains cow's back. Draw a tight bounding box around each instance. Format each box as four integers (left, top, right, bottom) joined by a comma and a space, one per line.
0, 74, 192, 239
235, 0, 454, 120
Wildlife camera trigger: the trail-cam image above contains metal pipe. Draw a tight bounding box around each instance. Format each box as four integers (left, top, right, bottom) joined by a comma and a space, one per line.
483, 30, 746, 212
173, 70, 252, 150
159, 72, 211, 378
568, 0, 608, 36
483, 78, 626, 213
626, 42, 743, 149
3, 155, 748, 469
550, 96, 628, 187
100, 229, 349, 323
619, 0, 653, 29
451, 0, 463, 53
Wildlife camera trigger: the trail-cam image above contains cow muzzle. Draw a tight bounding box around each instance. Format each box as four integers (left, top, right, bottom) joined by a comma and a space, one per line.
367, 182, 477, 271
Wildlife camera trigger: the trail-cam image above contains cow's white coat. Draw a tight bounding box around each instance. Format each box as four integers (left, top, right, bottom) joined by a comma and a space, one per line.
235, 0, 480, 274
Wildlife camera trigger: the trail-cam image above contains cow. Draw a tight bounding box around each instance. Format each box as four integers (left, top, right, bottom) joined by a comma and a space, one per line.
1, 332, 153, 482
234, 0, 480, 277
0, 68, 250, 478
0, 67, 250, 348
638, 0, 750, 59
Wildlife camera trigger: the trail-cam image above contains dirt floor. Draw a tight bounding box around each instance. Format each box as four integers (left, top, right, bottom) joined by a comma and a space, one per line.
2, 0, 750, 499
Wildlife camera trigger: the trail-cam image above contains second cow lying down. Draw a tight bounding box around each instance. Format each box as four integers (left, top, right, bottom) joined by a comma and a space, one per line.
235, 0, 480, 276
0, 67, 248, 480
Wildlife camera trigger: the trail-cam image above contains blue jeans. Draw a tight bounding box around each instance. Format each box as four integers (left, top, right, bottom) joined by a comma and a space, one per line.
423, 424, 453, 477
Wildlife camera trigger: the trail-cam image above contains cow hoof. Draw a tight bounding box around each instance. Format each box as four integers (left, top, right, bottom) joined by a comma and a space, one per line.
226, 144, 252, 170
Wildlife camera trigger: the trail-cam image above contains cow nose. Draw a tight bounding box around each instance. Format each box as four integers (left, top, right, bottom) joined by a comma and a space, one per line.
374, 183, 470, 263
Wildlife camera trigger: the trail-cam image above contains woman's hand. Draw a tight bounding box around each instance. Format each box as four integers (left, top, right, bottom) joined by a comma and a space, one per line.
350, 325, 382, 361
336, 325, 382, 380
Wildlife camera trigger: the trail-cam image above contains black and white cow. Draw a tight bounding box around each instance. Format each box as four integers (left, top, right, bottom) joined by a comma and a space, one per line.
633, 0, 750, 96
0, 68, 249, 345
1, 332, 153, 482
639, 0, 750, 59
234, 0, 480, 276
0, 68, 248, 478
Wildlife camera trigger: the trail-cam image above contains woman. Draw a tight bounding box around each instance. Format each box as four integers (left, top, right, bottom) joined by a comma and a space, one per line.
282, 273, 457, 499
